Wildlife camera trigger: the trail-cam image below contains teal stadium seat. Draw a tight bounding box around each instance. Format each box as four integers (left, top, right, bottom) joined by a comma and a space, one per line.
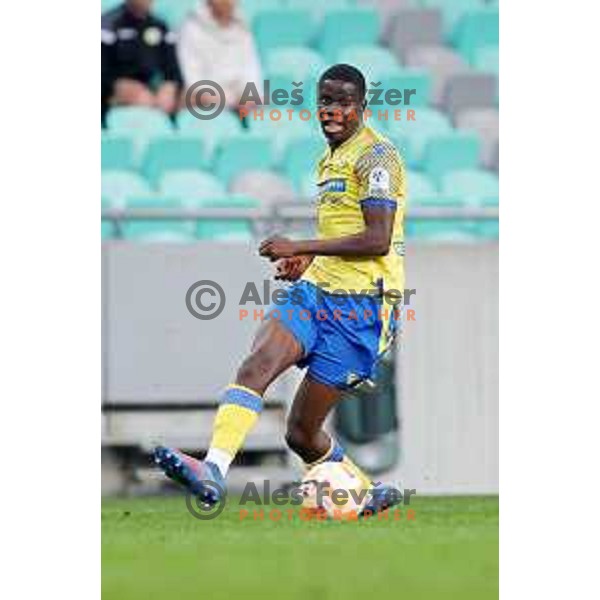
195, 195, 259, 241
106, 106, 173, 136
253, 9, 315, 54
385, 106, 452, 167
105, 107, 173, 157
420, 0, 483, 39
177, 109, 243, 156
406, 171, 438, 204
336, 45, 401, 82
121, 195, 196, 241
141, 134, 209, 187
452, 8, 499, 63
406, 219, 478, 242
101, 0, 121, 12
282, 137, 325, 193
474, 45, 499, 75
239, 0, 282, 23
101, 133, 136, 171
441, 169, 499, 206
158, 171, 227, 205
154, 0, 197, 28
101, 171, 152, 208
213, 136, 275, 185
247, 110, 321, 164
383, 70, 432, 108
422, 132, 481, 182
318, 9, 381, 62
265, 47, 327, 81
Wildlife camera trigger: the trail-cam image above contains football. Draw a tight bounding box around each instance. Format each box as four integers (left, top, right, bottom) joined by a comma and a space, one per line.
299, 461, 368, 519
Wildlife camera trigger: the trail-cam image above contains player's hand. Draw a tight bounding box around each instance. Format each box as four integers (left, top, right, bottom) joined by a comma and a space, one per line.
275, 256, 312, 281
259, 236, 298, 260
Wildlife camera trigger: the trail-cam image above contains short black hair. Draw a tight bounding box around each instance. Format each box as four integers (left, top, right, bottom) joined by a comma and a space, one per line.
319, 64, 367, 103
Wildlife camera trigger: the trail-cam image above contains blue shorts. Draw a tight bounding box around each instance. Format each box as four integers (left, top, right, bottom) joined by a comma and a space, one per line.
266, 280, 398, 389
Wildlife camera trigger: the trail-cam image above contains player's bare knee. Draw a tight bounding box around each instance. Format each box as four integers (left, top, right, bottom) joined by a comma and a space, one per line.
235, 351, 281, 392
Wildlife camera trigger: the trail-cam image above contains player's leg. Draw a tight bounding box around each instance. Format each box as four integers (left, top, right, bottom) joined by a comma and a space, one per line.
204, 318, 303, 476
154, 319, 303, 502
285, 375, 372, 491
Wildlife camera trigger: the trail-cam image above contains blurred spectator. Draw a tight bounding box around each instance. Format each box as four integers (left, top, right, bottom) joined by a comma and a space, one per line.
101, 0, 182, 121
178, 0, 263, 110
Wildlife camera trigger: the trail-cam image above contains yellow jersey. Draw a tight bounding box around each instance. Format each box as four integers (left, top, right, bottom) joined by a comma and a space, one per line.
302, 125, 406, 296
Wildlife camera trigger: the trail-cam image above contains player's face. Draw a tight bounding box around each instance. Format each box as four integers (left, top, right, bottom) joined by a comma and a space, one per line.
317, 79, 363, 146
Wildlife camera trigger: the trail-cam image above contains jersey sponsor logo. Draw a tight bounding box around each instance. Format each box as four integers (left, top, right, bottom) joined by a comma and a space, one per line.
318, 178, 347, 193
368, 167, 390, 194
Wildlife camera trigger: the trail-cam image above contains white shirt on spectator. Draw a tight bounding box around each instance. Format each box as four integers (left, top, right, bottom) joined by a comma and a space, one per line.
177, 4, 263, 106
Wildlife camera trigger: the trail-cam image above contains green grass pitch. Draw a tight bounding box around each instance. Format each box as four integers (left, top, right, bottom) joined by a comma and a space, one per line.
102, 495, 498, 600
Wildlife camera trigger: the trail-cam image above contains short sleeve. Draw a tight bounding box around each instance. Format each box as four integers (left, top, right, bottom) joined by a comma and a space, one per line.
355, 141, 405, 210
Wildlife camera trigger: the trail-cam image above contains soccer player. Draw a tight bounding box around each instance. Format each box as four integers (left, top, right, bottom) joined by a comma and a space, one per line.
154, 64, 406, 514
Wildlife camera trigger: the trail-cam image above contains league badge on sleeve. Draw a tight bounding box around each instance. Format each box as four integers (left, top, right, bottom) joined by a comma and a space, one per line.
368, 167, 390, 194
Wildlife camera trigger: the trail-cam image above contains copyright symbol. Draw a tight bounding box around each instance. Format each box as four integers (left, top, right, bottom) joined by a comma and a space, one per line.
185, 80, 226, 121
186, 280, 226, 320
185, 481, 227, 521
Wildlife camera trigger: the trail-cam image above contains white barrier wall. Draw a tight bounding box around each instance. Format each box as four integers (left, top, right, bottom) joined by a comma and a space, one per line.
102, 241, 498, 494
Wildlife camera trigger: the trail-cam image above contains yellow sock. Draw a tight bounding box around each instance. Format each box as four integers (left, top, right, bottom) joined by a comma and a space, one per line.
206, 384, 262, 476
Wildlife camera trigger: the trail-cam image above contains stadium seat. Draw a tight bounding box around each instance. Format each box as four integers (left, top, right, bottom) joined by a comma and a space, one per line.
121, 195, 196, 240
154, 0, 197, 28
230, 170, 297, 205
105, 107, 174, 138
474, 45, 499, 75
388, 8, 443, 63
455, 107, 499, 168
141, 134, 209, 187
336, 46, 402, 82
407, 171, 438, 203
383, 70, 432, 108
101, 133, 136, 171
246, 110, 321, 163
238, 0, 282, 23
422, 132, 481, 182
253, 9, 315, 55
158, 171, 227, 204
441, 169, 499, 205
420, 0, 483, 39
176, 109, 244, 155
213, 136, 275, 185
405, 218, 479, 241
317, 8, 381, 61
101, 220, 116, 240
287, 0, 354, 20
405, 45, 469, 106
282, 137, 325, 192
360, 0, 415, 41
265, 47, 327, 81
452, 8, 499, 63
195, 195, 259, 241
101, 0, 121, 13
441, 72, 497, 120
101, 171, 153, 208
386, 106, 452, 166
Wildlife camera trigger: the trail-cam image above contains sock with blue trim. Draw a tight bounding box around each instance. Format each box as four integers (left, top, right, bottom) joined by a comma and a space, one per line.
305, 435, 372, 490
205, 384, 263, 477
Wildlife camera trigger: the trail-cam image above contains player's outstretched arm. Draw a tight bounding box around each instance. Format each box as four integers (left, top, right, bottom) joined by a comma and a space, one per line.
259, 204, 395, 260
